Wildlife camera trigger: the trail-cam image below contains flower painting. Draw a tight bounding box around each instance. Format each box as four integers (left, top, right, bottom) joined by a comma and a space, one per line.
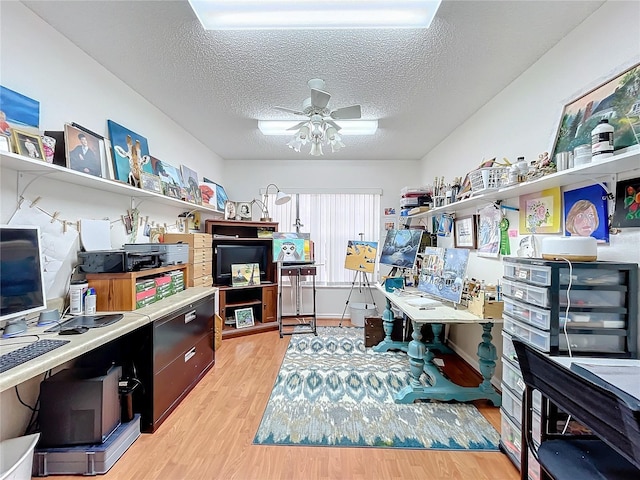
519, 187, 561, 234
612, 176, 640, 228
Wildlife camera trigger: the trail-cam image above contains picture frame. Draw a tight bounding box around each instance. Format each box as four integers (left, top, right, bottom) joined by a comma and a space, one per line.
234, 307, 255, 329
224, 201, 236, 220
454, 215, 477, 249
611, 176, 640, 228
551, 62, 640, 160
153, 159, 184, 199
12, 128, 45, 160
140, 171, 163, 194
519, 187, 562, 234
0, 134, 11, 153
231, 263, 261, 287
180, 164, 202, 205
64, 123, 106, 178
563, 184, 609, 243
107, 119, 152, 187
237, 202, 252, 220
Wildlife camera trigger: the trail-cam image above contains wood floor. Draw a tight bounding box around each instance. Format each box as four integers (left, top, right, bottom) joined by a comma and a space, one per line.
52, 320, 519, 480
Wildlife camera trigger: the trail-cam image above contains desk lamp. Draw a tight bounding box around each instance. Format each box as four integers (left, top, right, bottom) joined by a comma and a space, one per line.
252, 184, 291, 222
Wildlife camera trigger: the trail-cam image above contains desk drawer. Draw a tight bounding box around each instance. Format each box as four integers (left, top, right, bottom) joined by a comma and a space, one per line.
191, 248, 213, 264
191, 261, 212, 279
281, 267, 300, 276
153, 334, 213, 422
154, 297, 213, 370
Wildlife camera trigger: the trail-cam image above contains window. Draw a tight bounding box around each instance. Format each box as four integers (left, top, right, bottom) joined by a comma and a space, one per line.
266, 191, 381, 285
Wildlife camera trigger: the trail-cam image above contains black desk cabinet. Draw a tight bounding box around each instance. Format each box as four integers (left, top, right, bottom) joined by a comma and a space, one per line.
133, 293, 215, 432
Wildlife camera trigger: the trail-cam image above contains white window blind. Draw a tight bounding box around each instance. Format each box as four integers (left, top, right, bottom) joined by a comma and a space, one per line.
265, 192, 381, 285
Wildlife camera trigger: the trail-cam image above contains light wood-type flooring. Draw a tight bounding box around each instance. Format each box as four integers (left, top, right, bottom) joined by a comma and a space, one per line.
50, 319, 519, 480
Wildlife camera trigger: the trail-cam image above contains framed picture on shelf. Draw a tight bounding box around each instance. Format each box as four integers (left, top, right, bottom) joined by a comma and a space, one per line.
234, 307, 255, 329
107, 119, 153, 187
64, 123, 106, 178
11, 128, 45, 160
180, 164, 202, 205
237, 202, 252, 220
454, 215, 477, 249
231, 263, 260, 287
140, 171, 163, 194
224, 201, 236, 220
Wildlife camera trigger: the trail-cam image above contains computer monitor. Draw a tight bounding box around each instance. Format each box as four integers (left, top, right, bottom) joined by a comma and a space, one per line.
0, 225, 47, 337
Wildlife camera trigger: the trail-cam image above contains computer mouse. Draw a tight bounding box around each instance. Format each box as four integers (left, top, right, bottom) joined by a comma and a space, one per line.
59, 326, 89, 335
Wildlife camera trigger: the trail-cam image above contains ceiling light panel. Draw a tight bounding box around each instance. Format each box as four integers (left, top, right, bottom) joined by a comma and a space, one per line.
188, 1, 442, 30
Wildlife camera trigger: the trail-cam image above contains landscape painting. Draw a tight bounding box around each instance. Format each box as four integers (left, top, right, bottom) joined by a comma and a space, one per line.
379, 229, 423, 269
344, 240, 378, 274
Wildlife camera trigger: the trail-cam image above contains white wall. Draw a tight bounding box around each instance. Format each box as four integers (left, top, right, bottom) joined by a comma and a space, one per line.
420, 0, 640, 377
0, 2, 224, 441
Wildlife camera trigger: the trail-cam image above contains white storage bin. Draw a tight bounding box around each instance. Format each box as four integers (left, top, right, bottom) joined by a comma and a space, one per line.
504, 263, 551, 286
503, 315, 551, 352
558, 289, 625, 308
559, 333, 626, 353
502, 279, 550, 308
504, 297, 552, 330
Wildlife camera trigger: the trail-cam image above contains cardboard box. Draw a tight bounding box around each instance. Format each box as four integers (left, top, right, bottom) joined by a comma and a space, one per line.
214, 314, 223, 350
468, 291, 503, 319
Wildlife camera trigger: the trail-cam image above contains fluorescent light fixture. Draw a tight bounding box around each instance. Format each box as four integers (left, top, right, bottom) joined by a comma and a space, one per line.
258, 120, 378, 136
188, 1, 442, 30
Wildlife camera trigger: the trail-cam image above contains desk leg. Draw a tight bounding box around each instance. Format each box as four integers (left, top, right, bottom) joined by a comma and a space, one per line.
394, 320, 426, 403
427, 323, 454, 354
373, 297, 409, 353
395, 321, 502, 406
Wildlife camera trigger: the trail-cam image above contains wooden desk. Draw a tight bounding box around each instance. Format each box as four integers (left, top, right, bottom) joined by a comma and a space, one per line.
374, 284, 502, 406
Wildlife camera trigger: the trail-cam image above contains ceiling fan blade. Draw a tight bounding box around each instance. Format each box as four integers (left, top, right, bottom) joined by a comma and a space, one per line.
286, 121, 308, 131
311, 88, 331, 109
330, 104, 361, 120
274, 106, 306, 116
325, 119, 342, 131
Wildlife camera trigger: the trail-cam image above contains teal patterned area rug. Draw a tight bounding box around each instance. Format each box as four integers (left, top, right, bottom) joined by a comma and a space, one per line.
253, 326, 500, 450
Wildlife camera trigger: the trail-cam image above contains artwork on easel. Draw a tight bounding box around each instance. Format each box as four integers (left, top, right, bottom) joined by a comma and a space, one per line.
418, 247, 470, 304
344, 240, 378, 274
273, 232, 312, 262
379, 229, 423, 269
231, 263, 260, 287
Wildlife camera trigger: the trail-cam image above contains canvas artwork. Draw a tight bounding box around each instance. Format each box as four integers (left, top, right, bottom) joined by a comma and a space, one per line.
611, 176, 640, 228
180, 164, 202, 204
231, 263, 261, 287
152, 158, 184, 199
64, 123, 105, 178
563, 184, 609, 243
418, 247, 470, 304
436, 214, 453, 237
199, 180, 218, 207
203, 177, 229, 212
234, 307, 255, 329
379, 229, 423, 269
272, 234, 306, 263
519, 187, 562, 234
551, 62, 640, 159
0, 85, 40, 136
107, 120, 152, 187
344, 240, 378, 274
477, 204, 501, 258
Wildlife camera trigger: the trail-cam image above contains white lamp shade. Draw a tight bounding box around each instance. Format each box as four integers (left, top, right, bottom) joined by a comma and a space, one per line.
275, 190, 291, 205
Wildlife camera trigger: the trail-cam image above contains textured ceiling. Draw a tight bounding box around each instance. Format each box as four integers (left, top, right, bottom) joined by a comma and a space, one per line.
23, 0, 605, 161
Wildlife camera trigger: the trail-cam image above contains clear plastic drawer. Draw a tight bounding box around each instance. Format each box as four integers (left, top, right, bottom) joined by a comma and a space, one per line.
558, 289, 625, 308
559, 333, 626, 353
502, 355, 525, 395
562, 311, 625, 329
500, 410, 521, 459
501, 385, 542, 440
502, 278, 550, 308
502, 330, 518, 365
560, 269, 624, 286
504, 297, 552, 330
504, 262, 551, 286
503, 315, 551, 352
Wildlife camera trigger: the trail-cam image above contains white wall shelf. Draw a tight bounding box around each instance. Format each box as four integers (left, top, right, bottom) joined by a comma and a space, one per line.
407, 148, 640, 219
1, 151, 223, 215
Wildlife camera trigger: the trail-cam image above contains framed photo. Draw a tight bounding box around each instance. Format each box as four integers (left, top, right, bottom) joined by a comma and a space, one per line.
551, 62, 640, 160
64, 123, 106, 178
519, 187, 562, 234
140, 171, 163, 193
231, 263, 260, 287
0, 134, 11, 153
12, 128, 45, 160
234, 307, 255, 329
237, 202, 252, 220
224, 201, 236, 220
454, 215, 477, 249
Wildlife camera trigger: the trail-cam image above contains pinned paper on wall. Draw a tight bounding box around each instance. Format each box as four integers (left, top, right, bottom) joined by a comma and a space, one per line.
80, 219, 111, 251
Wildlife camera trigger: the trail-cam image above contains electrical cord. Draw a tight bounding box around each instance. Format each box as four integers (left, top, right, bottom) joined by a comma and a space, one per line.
556, 256, 574, 434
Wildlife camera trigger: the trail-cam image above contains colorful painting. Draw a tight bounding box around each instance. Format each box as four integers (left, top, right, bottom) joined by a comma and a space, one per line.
611, 176, 640, 228
199, 180, 218, 207
418, 247, 469, 304
564, 184, 609, 243
180, 164, 202, 204
273, 237, 306, 263
152, 158, 184, 199
436, 214, 453, 237
203, 177, 229, 212
379, 229, 423, 269
551, 62, 640, 159
344, 240, 378, 274
519, 187, 562, 234
477, 204, 501, 258
0, 85, 40, 134
234, 307, 255, 329
231, 263, 261, 287
107, 120, 152, 187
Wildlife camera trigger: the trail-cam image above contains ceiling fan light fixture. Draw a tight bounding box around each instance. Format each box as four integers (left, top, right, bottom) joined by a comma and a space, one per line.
259, 120, 377, 136
188, 1, 442, 30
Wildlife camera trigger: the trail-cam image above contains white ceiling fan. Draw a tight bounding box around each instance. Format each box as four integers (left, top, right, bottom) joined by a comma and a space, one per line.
271, 79, 363, 155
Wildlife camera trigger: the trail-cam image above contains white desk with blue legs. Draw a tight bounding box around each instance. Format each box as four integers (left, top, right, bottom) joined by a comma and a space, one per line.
373, 283, 502, 406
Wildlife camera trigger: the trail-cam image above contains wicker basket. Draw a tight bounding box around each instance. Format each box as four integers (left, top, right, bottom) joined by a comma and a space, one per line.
469, 167, 510, 194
